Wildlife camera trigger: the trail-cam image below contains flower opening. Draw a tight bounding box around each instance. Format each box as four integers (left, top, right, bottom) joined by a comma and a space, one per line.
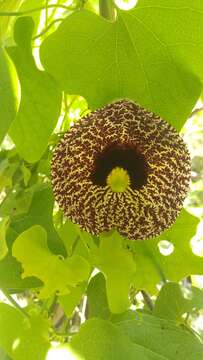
91, 144, 148, 190
51, 100, 191, 240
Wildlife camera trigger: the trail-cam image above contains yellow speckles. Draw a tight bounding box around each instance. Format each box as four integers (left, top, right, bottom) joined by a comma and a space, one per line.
51, 99, 191, 241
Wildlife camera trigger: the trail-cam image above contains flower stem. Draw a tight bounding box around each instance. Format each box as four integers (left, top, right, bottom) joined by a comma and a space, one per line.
2, 289, 30, 319
0, 4, 71, 17
32, 18, 63, 40
141, 290, 154, 311
99, 0, 116, 21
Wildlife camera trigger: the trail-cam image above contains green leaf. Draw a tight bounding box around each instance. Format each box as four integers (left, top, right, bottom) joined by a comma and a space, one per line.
18, 0, 46, 38
0, 47, 19, 144
0, 187, 33, 218
153, 282, 203, 322
0, 217, 10, 260
87, 272, 110, 319
57, 219, 79, 256
112, 311, 203, 360
0, 0, 22, 41
10, 184, 66, 254
0, 347, 11, 360
72, 229, 98, 264
0, 303, 50, 360
59, 282, 87, 318
7, 16, 62, 163
40, 2, 203, 129
0, 252, 42, 292
21, 163, 31, 186
129, 209, 201, 294
0, 185, 67, 292
0, 157, 19, 191
0, 217, 42, 292
70, 318, 167, 360
93, 231, 136, 313
12, 225, 90, 298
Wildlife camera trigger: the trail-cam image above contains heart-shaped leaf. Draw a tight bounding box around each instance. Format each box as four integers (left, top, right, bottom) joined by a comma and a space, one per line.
40, 1, 203, 129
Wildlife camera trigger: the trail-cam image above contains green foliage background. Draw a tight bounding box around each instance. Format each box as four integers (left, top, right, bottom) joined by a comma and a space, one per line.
1, 0, 203, 359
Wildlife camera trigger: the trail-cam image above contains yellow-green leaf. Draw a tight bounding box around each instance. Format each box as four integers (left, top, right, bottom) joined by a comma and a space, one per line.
7, 17, 62, 162
40, 2, 203, 129
93, 231, 136, 313
0, 217, 10, 260
0, 303, 50, 360
12, 225, 90, 298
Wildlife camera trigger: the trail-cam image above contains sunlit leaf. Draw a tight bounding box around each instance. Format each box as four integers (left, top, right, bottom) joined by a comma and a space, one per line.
0, 251, 42, 292
0, 185, 76, 292
40, 1, 203, 129
87, 272, 110, 319
10, 184, 65, 254
21, 164, 31, 186
59, 282, 87, 318
0, 1, 203, 356
0, 47, 19, 144
0, 157, 19, 191
93, 231, 136, 313
18, 0, 46, 38
112, 310, 203, 360
7, 16, 62, 163
0, 185, 66, 292
0, 216, 10, 260
0, 187, 33, 219
70, 317, 166, 360
0, 0, 22, 42
0, 303, 50, 360
153, 282, 203, 322
12, 225, 90, 298
128, 210, 201, 293
46, 344, 83, 360
57, 219, 79, 256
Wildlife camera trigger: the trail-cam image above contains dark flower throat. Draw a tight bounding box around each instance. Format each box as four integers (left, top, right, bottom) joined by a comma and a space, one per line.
91, 144, 148, 190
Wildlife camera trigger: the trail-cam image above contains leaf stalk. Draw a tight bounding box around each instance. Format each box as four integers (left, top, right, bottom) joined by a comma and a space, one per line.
99, 0, 116, 21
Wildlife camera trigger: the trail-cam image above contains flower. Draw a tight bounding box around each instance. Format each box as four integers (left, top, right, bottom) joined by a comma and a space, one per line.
51, 100, 191, 240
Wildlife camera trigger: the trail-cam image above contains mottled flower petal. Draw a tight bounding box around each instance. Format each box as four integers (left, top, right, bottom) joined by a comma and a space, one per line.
52, 100, 191, 240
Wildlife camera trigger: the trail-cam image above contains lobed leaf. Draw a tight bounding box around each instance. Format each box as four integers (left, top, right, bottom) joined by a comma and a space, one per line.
0, 303, 50, 360
9, 184, 66, 254
153, 282, 203, 322
12, 225, 90, 298
7, 16, 62, 163
93, 231, 136, 313
129, 209, 201, 293
59, 282, 87, 318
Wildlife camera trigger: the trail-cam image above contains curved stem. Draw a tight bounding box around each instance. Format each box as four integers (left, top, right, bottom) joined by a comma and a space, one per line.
141, 290, 154, 311
189, 107, 203, 118
0, 4, 71, 17
99, 0, 116, 21
2, 289, 30, 319
32, 18, 64, 40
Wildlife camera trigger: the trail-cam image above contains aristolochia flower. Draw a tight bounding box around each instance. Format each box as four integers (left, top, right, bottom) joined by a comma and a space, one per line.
52, 100, 191, 240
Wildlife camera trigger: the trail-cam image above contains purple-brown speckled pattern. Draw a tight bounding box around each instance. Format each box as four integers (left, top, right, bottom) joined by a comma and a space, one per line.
51, 100, 191, 240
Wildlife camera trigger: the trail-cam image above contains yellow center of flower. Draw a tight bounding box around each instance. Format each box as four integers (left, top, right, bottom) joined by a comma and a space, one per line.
106, 167, 130, 192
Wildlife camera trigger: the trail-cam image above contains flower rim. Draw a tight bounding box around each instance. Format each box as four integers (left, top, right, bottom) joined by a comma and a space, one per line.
51, 99, 191, 240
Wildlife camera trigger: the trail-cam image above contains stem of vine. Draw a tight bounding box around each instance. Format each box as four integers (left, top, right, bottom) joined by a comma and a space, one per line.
2, 289, 30, 319
99, 0, 116, 21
